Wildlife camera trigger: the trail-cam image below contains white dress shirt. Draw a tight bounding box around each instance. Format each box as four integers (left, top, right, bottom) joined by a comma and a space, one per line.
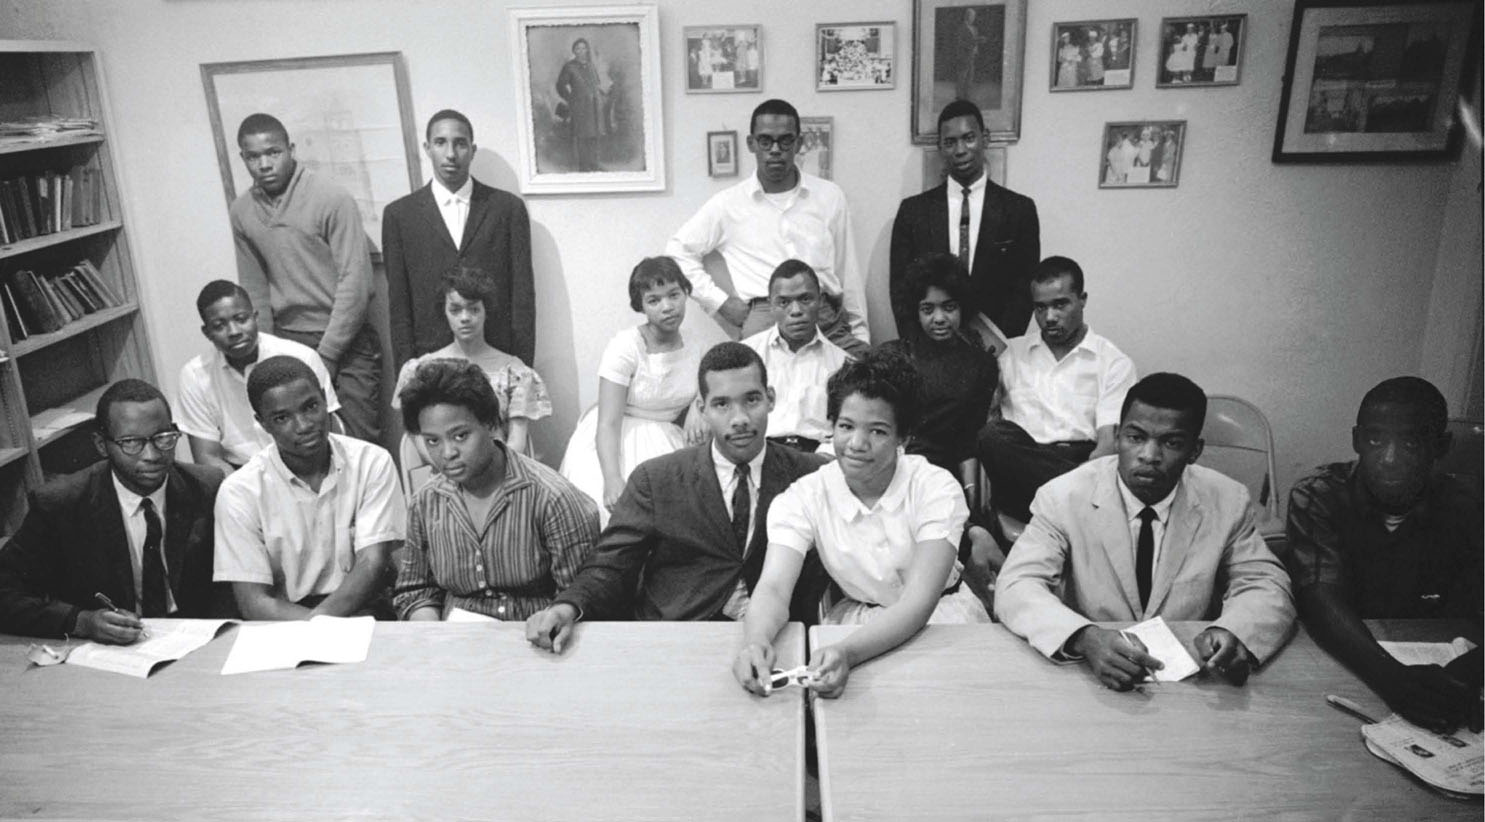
110, 472, 177, 613
1116, 473, 1180, 571
433, 177, 473, 247
714, 441, 766, 620
665, 171, 868, 343
742, 325, 852, 442
998, 327, 1137, 443
945, 169, 987, 265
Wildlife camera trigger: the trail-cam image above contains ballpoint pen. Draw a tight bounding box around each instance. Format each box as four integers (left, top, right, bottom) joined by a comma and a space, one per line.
94, 592, 149, 637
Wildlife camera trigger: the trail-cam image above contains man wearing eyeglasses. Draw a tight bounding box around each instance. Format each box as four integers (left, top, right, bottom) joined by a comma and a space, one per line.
0, 380, 230, 642
890, 99, 1040, 353
667, 98, 869, 355
743, 260, 851, 455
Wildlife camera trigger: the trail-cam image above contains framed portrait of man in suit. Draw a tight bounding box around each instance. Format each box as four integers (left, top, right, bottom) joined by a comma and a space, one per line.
910, 0, 1027, 144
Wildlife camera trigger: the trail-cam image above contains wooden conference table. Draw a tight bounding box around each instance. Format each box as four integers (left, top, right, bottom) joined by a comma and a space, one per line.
811, 620, 1480, 821
0, 621, 806, 821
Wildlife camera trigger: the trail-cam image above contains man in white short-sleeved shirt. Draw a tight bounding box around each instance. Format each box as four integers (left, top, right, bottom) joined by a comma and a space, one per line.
213, 356, 404, 620
177, 280, 340, 474
743, 260, 851, 454
979, 256, 1136, 522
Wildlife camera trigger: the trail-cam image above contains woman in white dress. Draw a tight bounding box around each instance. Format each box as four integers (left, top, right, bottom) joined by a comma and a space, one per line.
734, 348, 989, 699
560, 257, 704, 525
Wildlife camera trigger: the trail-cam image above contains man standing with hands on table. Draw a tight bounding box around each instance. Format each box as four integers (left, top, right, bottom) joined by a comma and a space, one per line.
0, 380, 228, 642
1286, 377, 1482, 732
525, 343, 828, 652
995, 373, 1295, 690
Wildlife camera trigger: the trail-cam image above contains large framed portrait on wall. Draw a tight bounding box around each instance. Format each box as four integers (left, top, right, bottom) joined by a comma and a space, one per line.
509, 5, 666, 194
911, 0, 1027, 144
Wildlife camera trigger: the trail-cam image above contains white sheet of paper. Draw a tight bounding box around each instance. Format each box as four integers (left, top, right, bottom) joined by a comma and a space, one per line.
220, 615, 374, 675
446, 607, 496, 622
65, 619, 236, 678
1378, 638, 1477, 667
1124, 616, 1201, 682
1362, 714, 1483, 795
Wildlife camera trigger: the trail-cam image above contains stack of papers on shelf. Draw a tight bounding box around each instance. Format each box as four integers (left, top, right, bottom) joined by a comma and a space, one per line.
65, 619, 237, 678
30, 402, 95, 441
220, 615, 375, 675
0, 115, 101, 145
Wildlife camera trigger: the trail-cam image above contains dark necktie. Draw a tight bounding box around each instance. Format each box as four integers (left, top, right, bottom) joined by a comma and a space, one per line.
140, 498, 169, 617
958, 186, 972, 271
1135, 507, 1156, 611
731, 463, 751, 553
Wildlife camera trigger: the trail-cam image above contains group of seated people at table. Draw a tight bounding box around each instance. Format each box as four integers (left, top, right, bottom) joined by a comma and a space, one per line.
0, 97, 1478, 736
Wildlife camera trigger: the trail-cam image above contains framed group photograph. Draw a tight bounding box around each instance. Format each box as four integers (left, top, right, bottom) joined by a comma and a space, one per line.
1274, 0, 1478, 162
911, 0, 1027, 144
796, 116, 834, 180
200, 52, 421, 254
816, 23, 897, 91
508, 4, 666, 194
707, 130, 739, 178
1100, 121, 1186, 188
1050, 19, 1135, 91
1156, 15, 1247, 87
684, 25, 761, 93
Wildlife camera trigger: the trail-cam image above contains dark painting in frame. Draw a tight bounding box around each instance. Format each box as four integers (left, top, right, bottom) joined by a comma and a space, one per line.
911, 0, 1027, 144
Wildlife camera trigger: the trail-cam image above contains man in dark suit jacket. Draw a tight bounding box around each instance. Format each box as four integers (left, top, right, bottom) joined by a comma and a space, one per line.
0, 380, 230, 641
382, 109, 536, 367
526, 342, 827, 652
890, 99, 1039, 345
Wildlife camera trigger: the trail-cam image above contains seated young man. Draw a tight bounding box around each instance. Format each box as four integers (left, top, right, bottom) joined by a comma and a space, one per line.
177, 280, 340, 473
995, 373, 1295, 691
0, 380, 228, 641
394, 359, 598, 621
525, 342, 828, 653
1287, 376, 1482, 732
213, 356, 405, 619
742, 259, 852, 454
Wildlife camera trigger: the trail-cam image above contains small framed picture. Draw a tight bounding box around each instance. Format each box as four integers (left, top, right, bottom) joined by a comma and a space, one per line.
816, 22, 897, 91
797, 116, 834, 180
684, 25, 762, 93
1099, 121, 1186, 188
1157, 15, 1247, 87
1050, 19, 1136, 91
707, 130, 739, 178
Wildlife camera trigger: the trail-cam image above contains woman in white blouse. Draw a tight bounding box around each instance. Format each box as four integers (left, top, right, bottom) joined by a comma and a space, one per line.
734, 348, 990, 698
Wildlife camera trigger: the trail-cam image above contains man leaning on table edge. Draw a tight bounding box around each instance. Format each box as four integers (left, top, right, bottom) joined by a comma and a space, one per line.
1285, 376, 1482, 733
995, 372, 1296, 691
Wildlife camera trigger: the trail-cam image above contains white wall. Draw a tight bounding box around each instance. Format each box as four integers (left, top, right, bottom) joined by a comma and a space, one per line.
1, 0, 1477, 502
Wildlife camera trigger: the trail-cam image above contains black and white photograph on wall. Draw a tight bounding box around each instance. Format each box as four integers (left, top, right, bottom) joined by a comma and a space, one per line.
796, 116, 833, 180
509, 5, 665, 194
707, 130, 739, 177
1157, 15, 1246, 87
911, 0, 1026, 143
1050, 19, 1135, 91
684, 25, 761, 93
816, 23, 896, 90
1100, 120, 1185, 188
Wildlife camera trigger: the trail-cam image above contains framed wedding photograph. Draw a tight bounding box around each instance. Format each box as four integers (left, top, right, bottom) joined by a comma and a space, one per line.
797, 116, 834, 180
911, 0, 1027, 144
707, 130, 739, 178
1050, 19, 1135, 91
1156, 15, 1247, 87
1273, 0, 1478, 162
816, 22, 897, 91
1099, 121, 1186, 189
508, 4, 666, 194
684, 25, 762, 93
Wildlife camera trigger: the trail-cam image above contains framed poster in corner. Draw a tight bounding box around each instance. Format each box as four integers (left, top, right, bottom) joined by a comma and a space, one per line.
911, 0, 1027, 144
1273, 0, 1478, 162
509, 4, 666, 194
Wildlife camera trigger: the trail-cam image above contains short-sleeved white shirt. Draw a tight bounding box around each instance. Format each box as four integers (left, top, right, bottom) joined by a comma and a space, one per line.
767, 454, 967, 607
743, 326, 851, 442
997, 327, 1136, 444
176, 332, 341, 466
213, 433, 406, 604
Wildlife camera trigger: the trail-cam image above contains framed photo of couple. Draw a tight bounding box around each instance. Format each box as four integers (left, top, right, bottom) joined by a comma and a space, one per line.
1100, 121, 1186, 189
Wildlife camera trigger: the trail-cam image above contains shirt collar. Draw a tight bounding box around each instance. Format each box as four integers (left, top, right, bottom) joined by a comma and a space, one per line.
265, 434, 345, 491
824, 456, 910, 521
254, 161, 304, 205
111, 470, 166, 518
1027, 325, 1096, 356
432, 176, 473, 205
1115, 472, 1179, 523
428, 440, 533, 503
767, 325, 822, 352
951, 169, 988, 195
210, 339, 262, 372
746, 170, 809, 200
711, 440, 765, 490
1344, 461, 1435, 526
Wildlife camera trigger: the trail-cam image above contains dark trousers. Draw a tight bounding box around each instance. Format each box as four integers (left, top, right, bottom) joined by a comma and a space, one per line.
277, 324, 384, 443
977, 419, 1094, 522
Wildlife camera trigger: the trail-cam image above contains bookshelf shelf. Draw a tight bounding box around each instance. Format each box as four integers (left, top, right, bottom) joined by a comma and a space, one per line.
0, 220, 120, 260
31, 383, 108, 448
10, 302, 135, 357
0, 132, 104, 156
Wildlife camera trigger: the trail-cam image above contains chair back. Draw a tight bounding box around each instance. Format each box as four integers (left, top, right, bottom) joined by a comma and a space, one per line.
1200, 395, 1279, 518
1437, 418, 1484, 478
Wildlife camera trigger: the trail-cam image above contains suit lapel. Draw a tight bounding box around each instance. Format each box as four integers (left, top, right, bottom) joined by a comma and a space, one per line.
1090, 463, 1142, 616
163, 465, 196, 597
924, 183, 950, 255
973, 183, 1006, 275
1145, 474, 1202, 615
90, 465, 137, 611
460, 182, 492, 253
691, 446, 736, 555
416, 184, 460, 254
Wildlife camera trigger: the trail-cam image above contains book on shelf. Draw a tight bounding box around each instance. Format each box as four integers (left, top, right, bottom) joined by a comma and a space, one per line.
2, 259, 121, 341
6, 269, 61, 333
1, 282, 28, 340
74, 260, 121, 306
0, 163, 101, 244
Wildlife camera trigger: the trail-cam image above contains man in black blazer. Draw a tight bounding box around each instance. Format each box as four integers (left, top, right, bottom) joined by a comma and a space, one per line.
0, 380, 230, 641
526, 342, 827, 652
889, 99, 1040, 346
383, 109, 536, 367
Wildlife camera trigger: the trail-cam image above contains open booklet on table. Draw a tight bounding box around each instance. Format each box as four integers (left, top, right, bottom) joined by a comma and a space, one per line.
65, 619, 238, 678
220, 615, 375, 675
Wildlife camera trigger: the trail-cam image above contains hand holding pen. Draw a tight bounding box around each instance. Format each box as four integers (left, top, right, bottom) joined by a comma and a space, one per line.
74, 592, 146, 645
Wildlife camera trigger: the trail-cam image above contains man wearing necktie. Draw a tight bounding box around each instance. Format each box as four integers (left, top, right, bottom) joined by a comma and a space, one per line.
994, 373, 1296, 691
0, 380, 230, 642
889, 99, 1040, 352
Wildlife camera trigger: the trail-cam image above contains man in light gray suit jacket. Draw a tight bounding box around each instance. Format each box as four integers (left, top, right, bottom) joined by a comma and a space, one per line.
995, 372, 1295, 691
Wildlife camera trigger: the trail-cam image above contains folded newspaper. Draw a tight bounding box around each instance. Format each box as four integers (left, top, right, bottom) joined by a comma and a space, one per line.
1361, 715, 1482, 797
